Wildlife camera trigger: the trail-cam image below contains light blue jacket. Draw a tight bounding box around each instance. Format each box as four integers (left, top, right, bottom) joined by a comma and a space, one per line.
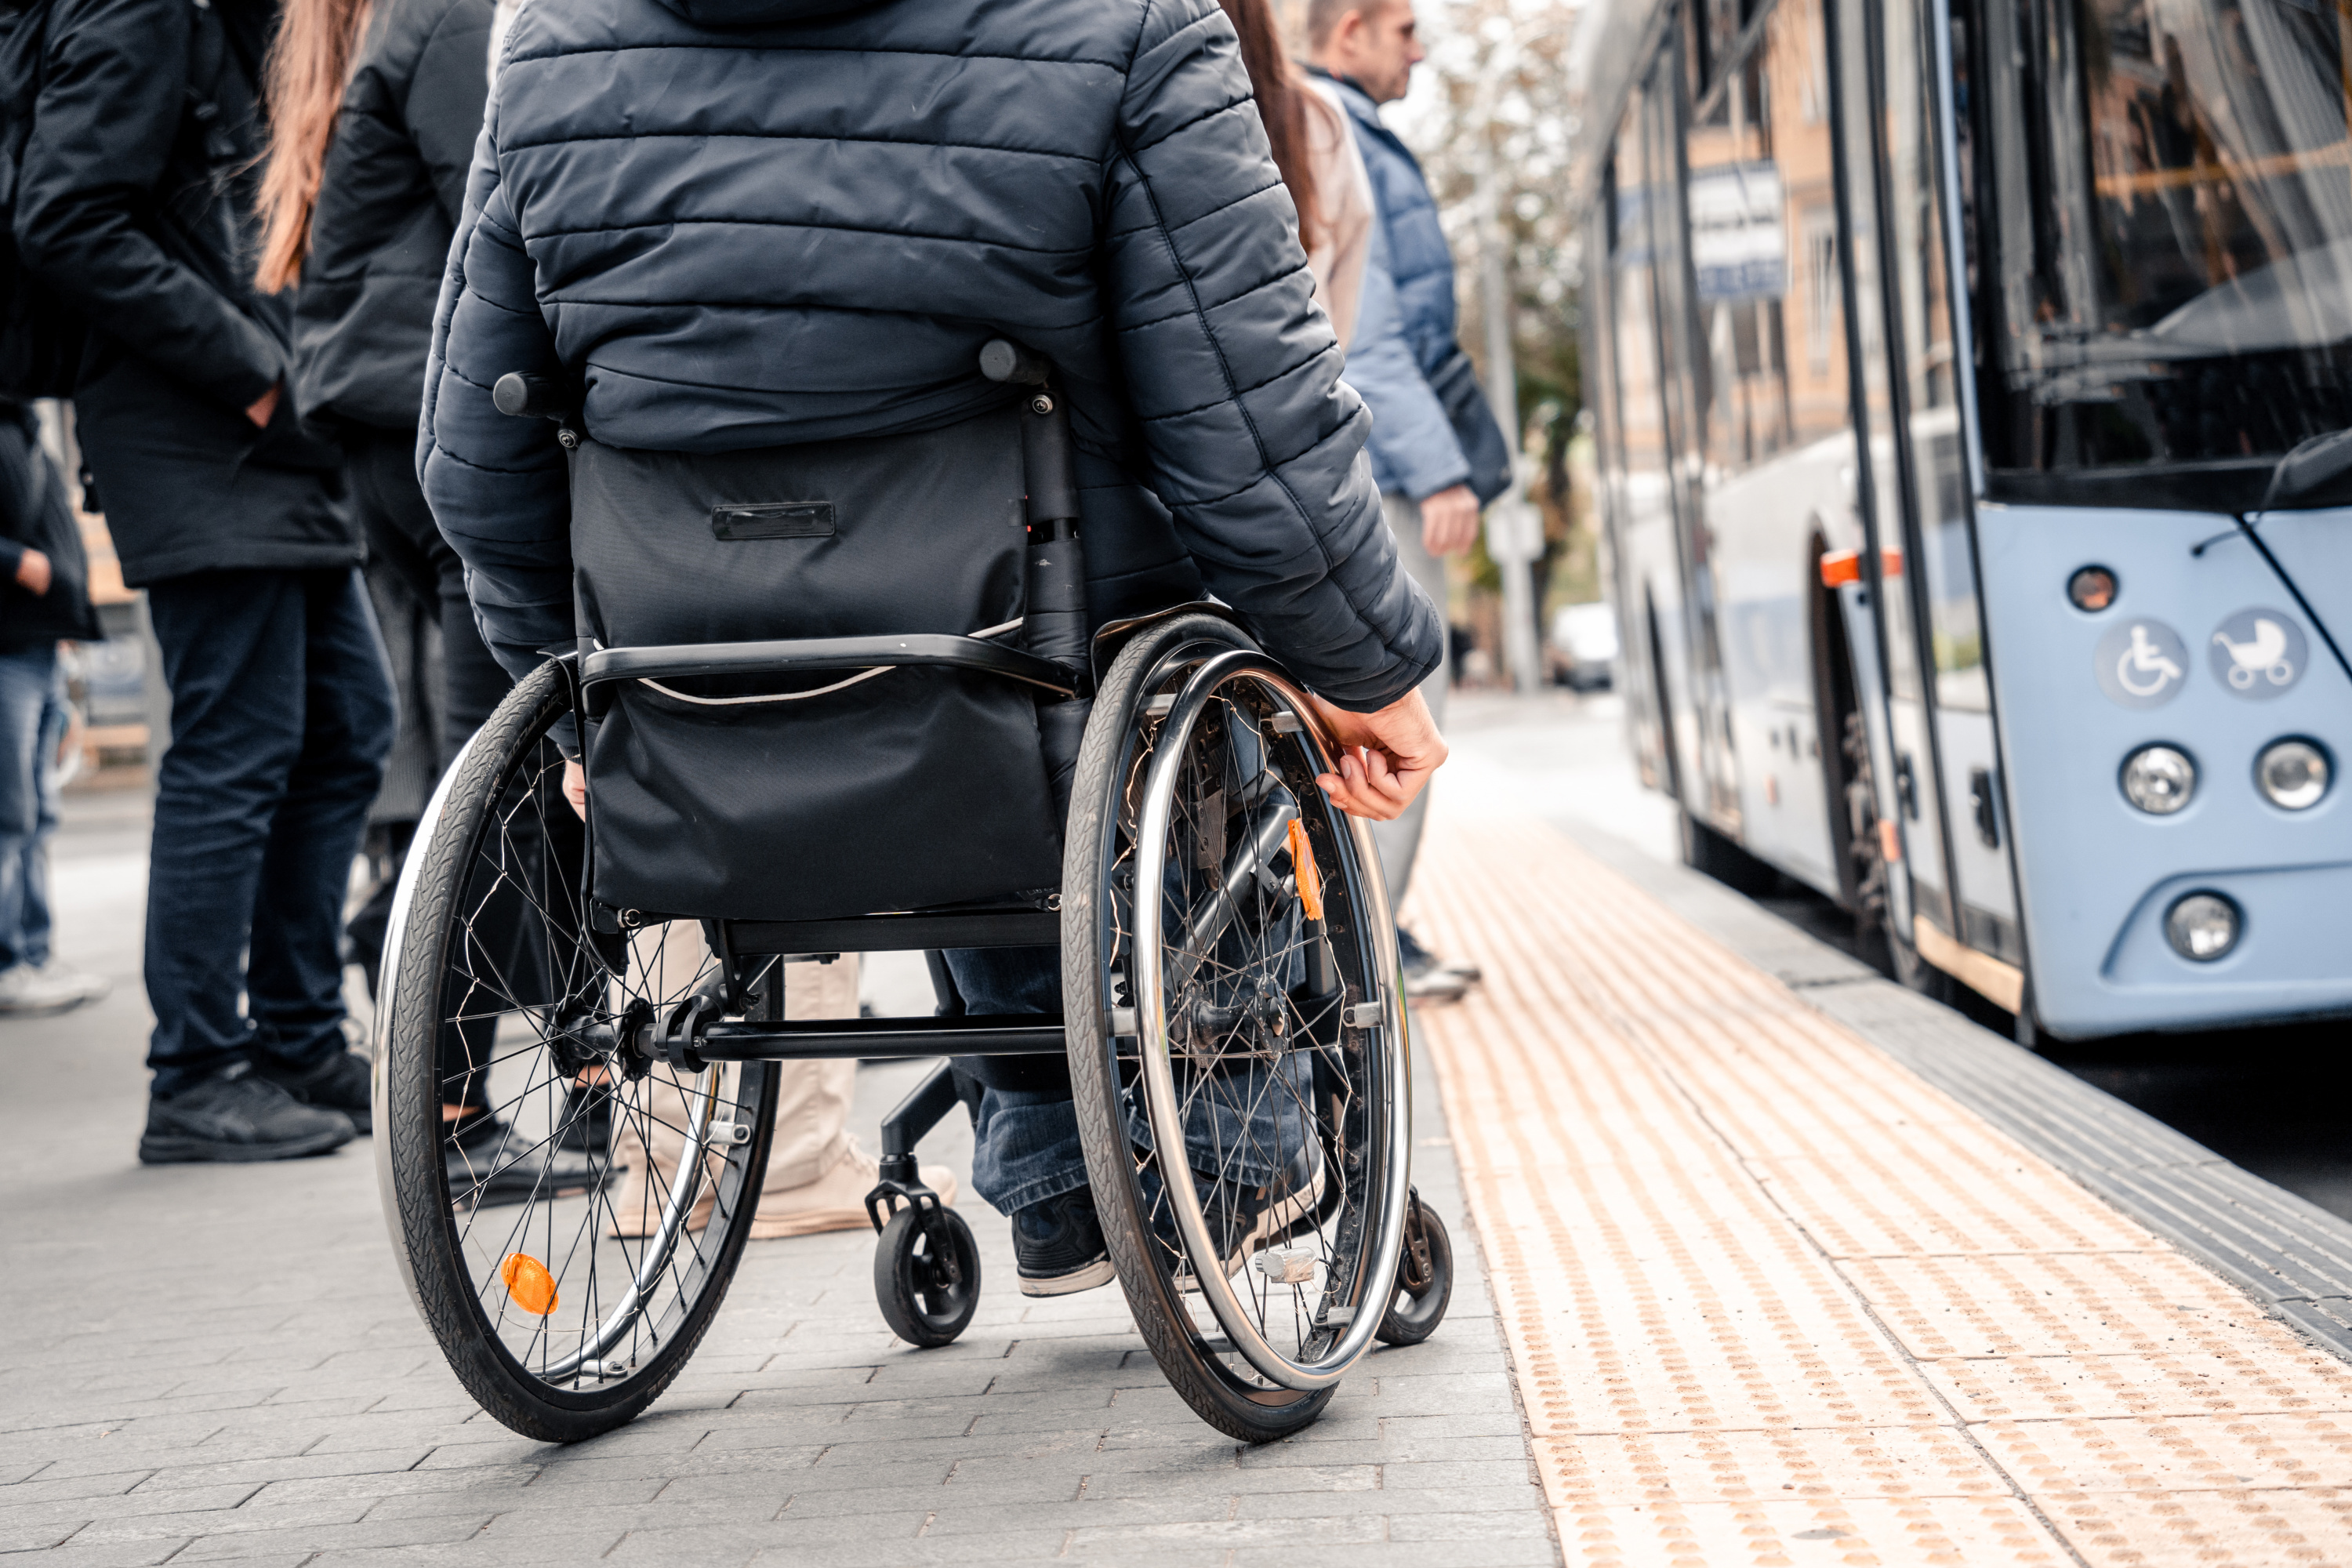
1326, 74, 1471, 501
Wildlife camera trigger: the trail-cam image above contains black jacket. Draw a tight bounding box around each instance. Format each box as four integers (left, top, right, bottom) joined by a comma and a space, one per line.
292, 0, 492, 433
0, 401, 100, 649
14, 0, 360, 587
419, 0, 1441, 711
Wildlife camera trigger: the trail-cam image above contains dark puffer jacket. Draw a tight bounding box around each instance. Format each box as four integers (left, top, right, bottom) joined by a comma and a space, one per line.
16, 0, 359, 587
292, 0, 494, 432
419, 0, 1439, 710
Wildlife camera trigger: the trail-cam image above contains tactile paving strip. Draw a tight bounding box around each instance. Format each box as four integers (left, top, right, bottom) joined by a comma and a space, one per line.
1409, 805, 2352, 1566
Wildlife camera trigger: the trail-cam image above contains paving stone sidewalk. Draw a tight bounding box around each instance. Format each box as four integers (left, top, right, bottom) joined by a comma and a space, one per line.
0, 797, 1555, 1566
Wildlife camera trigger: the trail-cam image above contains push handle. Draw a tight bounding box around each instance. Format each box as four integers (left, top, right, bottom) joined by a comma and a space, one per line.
980, 339, 1092, 826
492, 372, 568, 419
978, 339, 1051, 387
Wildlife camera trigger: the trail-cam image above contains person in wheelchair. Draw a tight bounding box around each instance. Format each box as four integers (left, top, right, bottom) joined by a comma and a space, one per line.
401, 0, 1453, 1443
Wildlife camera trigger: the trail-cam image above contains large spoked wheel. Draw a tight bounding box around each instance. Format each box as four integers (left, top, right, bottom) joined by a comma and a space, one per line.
375, 662, 780, 1443
1063, 615, 1414, 1443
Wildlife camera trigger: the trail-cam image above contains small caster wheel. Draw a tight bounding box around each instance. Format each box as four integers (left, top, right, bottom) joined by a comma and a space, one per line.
1376, 1192, 1452, 1347
874, 1203, 980, 1348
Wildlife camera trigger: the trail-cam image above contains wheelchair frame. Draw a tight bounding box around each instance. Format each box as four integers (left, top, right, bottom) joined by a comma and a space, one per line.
377, 343, 1450, 1445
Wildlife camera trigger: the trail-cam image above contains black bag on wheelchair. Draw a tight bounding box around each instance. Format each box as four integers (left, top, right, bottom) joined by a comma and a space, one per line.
570, 405, 1063, 924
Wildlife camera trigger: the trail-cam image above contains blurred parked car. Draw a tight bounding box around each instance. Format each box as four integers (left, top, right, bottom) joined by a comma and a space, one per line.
1546, 601, 1619, 690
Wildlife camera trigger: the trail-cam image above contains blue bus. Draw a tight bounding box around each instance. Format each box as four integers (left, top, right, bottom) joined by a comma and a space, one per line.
1573, 0, 2350, 1039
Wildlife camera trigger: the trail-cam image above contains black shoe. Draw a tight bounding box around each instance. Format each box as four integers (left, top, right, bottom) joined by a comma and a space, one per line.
251, 1047, 374, 1134
139, 1068, 358, 1164
555, 1080, 612, 1156
445, 1111, 551, 1208
444, 1109, 608, 1210
1013, 1189, 1115, 1297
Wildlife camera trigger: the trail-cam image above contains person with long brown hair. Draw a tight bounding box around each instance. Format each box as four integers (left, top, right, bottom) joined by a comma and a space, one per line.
254, 0, 524, 1179
1216, 0, 1376, 344
257, 0, 503, 766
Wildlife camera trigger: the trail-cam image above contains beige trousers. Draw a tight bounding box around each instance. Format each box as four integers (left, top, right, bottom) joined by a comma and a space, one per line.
612, 928, 859, 1204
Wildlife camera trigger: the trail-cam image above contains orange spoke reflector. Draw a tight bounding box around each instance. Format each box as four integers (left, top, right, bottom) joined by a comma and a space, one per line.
1287, 818, 1324, 922
500, 1253, 559, 1316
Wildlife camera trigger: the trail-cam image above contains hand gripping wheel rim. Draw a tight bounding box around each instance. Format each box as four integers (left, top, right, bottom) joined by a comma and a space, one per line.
1127, 648, 1413, 1392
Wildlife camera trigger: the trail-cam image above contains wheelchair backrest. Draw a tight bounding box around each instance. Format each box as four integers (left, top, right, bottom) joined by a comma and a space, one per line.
571, 404, 1065, 924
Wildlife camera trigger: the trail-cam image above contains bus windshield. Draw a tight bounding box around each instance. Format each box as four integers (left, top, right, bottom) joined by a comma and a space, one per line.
1980, 0, 2352, 487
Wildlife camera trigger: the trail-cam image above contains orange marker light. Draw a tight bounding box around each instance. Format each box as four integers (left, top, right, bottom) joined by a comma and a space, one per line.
1819, 549, 1861, 588
501, 1253, 559, 1317
1286, 818, 1324, 922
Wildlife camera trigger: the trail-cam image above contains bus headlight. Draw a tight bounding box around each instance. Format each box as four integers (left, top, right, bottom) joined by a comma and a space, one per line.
2165, 892, 2240, 962
2121, 745, 2196, 815
2256, 739, 2329, 811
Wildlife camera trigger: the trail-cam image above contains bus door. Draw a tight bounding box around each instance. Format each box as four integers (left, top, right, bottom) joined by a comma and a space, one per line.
1828, 0, 1959, 950
1648, 48, 1744, 827
1605, 82, 1685, 800
1867, 0, 2024, 978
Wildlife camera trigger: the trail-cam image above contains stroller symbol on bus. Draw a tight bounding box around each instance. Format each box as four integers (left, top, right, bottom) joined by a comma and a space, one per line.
2207, 608, 2307, 700
2213, 619, 2292, 688
2118, 624, 2184, 698
2095, 618, 2190, 708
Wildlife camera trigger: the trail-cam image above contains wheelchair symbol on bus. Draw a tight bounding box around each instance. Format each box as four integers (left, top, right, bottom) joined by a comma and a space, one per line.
2094, 619, 2190, 709
2118, 625, 2183, 696
2207, 608, 2307, 700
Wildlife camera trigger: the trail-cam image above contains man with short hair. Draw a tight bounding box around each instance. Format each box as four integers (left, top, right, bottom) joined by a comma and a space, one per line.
1308, 0, 1506, 1000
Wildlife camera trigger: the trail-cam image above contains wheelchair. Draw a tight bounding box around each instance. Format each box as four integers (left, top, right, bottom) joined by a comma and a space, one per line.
372, 343, 1453, 1446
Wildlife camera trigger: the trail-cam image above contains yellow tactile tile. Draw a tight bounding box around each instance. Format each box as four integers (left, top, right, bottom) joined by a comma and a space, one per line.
1544, 1425, 2006, 1502
1555, 1497, 2063, 1566
2041, 1487, 2352, 1566
1845, 1254, 2294, 1359
1408, 802, 2352, 1566
1924, 1352, 2352, 1422
1748, 1153, 2157, 1259
1975, 1414, 2352, 1491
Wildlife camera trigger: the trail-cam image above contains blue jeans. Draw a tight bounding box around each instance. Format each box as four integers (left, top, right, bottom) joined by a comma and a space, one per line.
947, 946, 1313, 1216
0, 647, 65, 973
143, 569, 395, 1095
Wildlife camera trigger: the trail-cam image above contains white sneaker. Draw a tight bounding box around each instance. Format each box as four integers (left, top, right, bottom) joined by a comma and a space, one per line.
0, 962, 103, 1017
35, 960, 107, 1005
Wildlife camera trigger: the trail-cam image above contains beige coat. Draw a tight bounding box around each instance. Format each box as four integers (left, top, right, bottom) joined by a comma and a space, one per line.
1301, 78, 1375, 349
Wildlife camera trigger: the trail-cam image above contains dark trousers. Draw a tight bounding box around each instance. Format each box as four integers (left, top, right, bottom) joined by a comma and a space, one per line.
143, 568, 395, 1095
346, 426, 510, 758
341, 427, 519, 1107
